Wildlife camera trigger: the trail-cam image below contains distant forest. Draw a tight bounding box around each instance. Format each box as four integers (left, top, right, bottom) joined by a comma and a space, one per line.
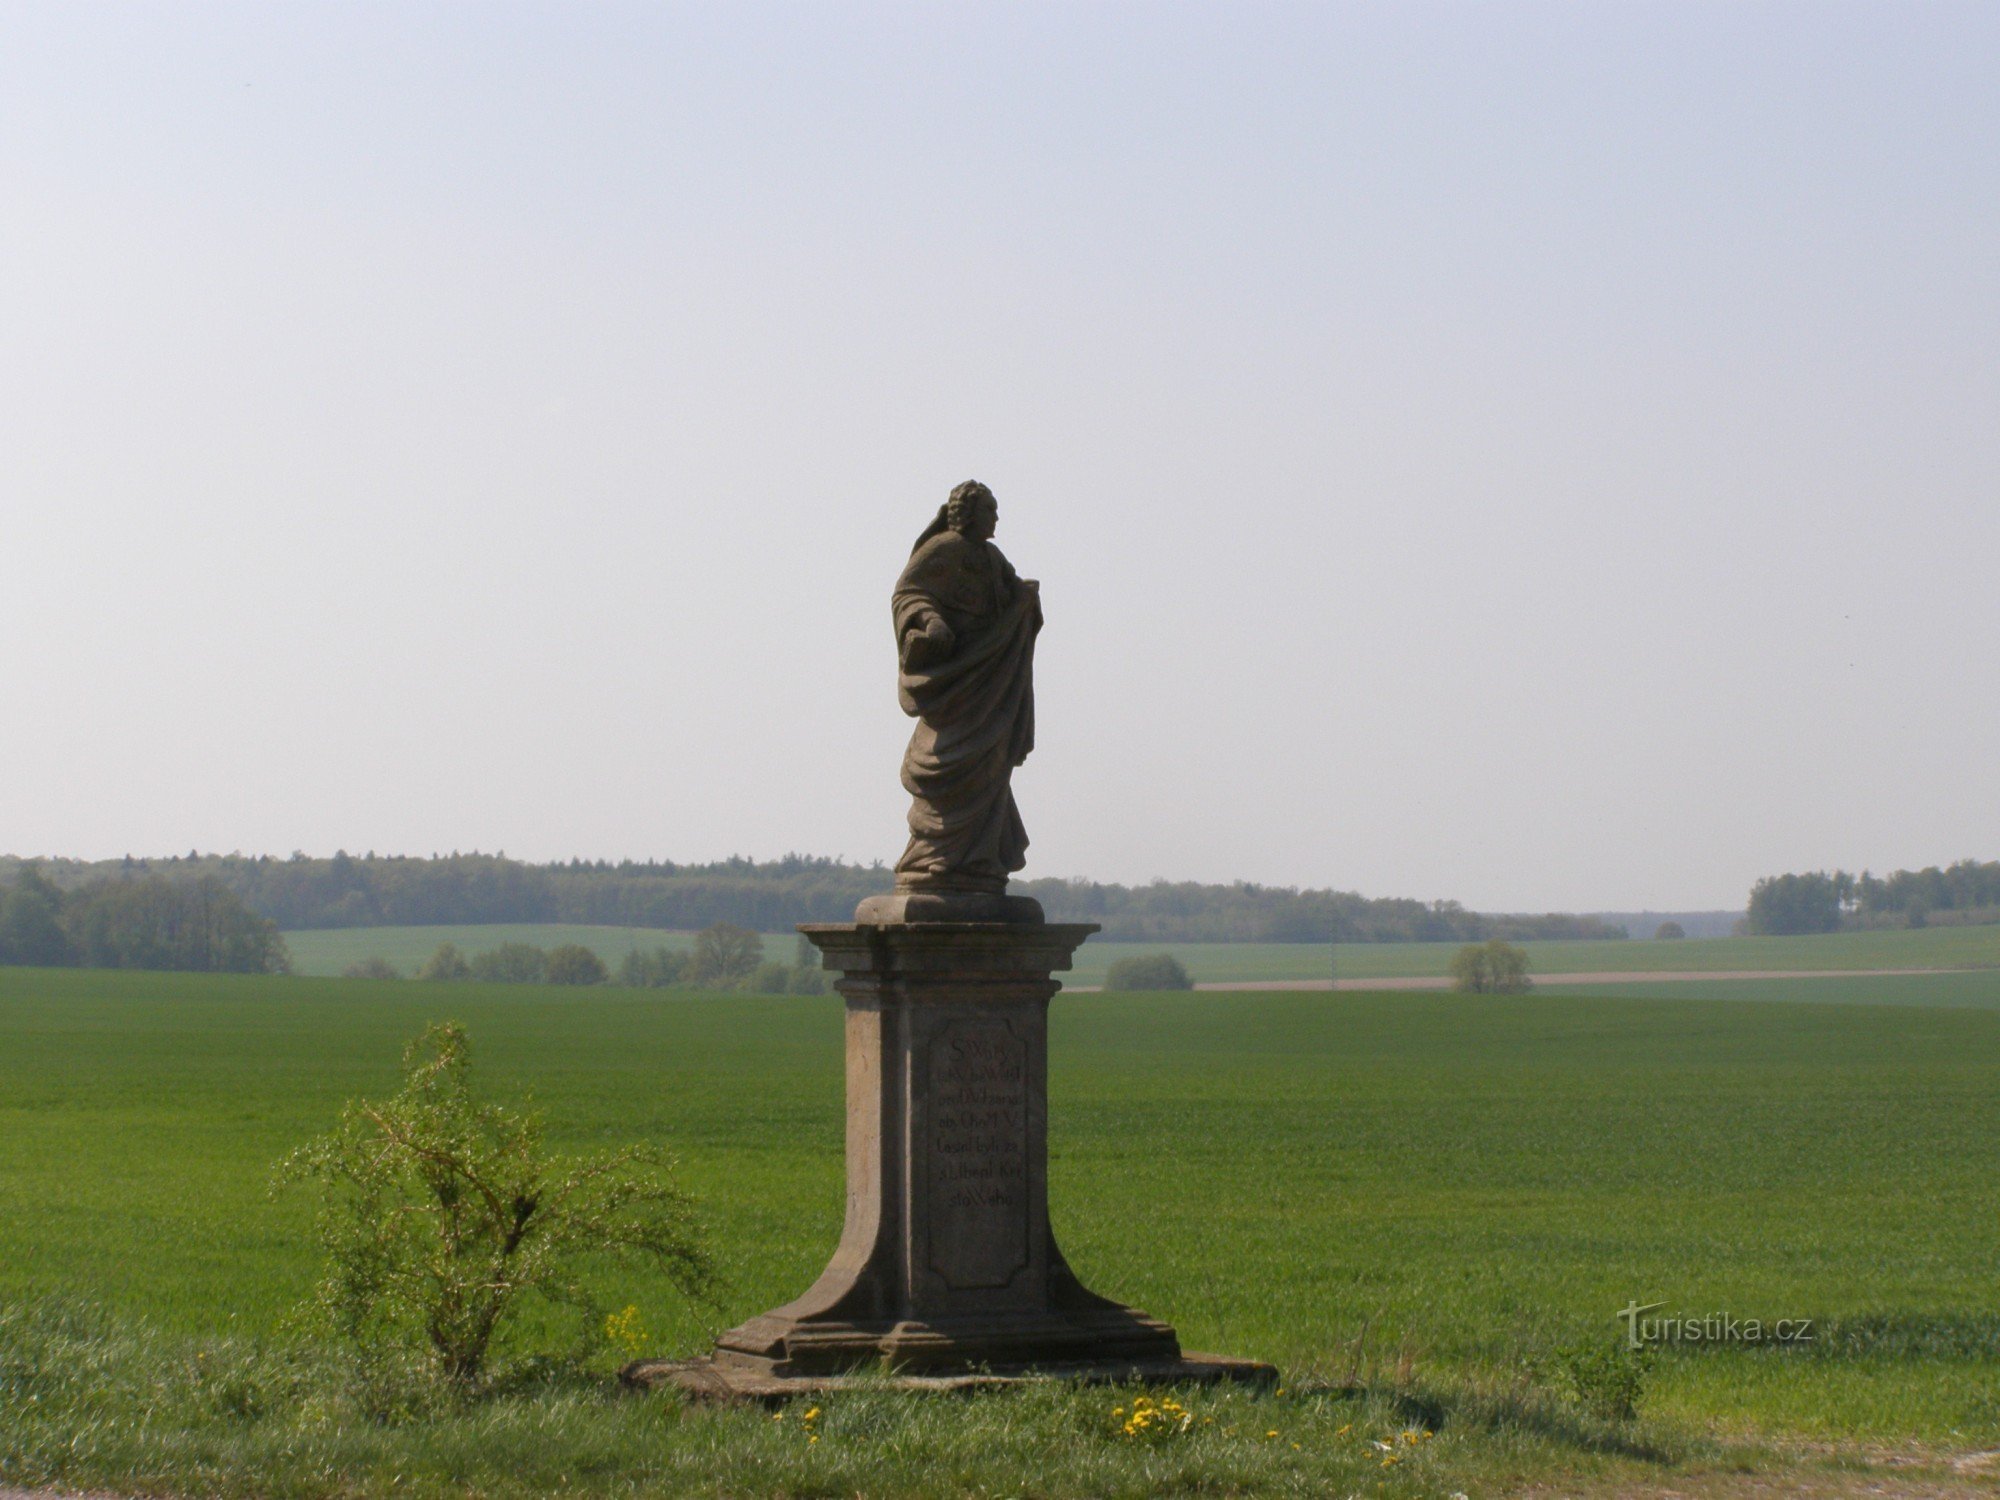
0, 865, 288, 974
1746, 860, 2000, 936
0, 852, 1628, 945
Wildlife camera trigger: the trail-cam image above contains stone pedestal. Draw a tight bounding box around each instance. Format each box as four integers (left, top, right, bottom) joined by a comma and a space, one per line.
635, 921, 1274, 1398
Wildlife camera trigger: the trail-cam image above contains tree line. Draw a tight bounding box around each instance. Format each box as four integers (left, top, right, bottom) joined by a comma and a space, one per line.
350, 925, 829, 994
0, 851, 1628, 945
1744, 859, 2000, 935
0, 866, 289, 973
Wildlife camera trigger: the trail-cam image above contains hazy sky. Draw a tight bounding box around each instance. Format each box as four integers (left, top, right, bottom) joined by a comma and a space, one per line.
5, 3, 1996, 911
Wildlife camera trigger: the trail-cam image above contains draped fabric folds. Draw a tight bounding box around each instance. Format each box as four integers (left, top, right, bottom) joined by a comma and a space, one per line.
890, 512, 1041, 891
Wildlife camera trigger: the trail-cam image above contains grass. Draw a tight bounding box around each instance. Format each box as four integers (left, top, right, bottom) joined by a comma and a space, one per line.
1582, 971, 2000, 1010
280, 920, 2000, 984
3, 967, 1996, 1496
1069, 924, 2000, 985
0, 1297, 1745, 1500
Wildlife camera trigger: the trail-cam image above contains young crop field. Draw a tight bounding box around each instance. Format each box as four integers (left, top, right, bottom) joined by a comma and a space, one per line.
1072, 925, 2000, 984
3, 968, 1995, 1497
282, 920, 2000, 985
1576, 970, 2000, 1010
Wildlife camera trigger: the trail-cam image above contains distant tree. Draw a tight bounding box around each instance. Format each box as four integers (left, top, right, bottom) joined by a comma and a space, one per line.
0, 865, 76, 967
545, 943, 608, 986
342, 956, 402, 981
748, 959, 794, 994
416, 942, 472, 982
3, 848, 1652, 945
1653, 921, 1686, 941
1744, 873, 1842, 936
1449, 940, 1532, 994
63, 876, 288, 974
469, 943, 548, 984
1103, 954, 1195, 991
787, 935, 829, 994
688, 922, 762, 985
616, 946, 689, 988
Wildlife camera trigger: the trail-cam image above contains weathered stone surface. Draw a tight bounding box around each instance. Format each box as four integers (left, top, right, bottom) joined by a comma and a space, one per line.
852, 889, 1044, 926
886, 481, 1041, 904
648, 493, 1275, 1400
699, 923, 1206, 1384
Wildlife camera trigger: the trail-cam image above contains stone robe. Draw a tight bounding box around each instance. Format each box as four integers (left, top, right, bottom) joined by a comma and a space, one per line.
891, 516, 1041, 891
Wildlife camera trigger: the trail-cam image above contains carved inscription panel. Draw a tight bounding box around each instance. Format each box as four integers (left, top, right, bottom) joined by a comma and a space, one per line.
926, 1018, 1030, 1290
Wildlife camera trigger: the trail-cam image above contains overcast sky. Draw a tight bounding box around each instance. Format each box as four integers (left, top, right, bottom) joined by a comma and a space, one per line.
4, 3, 1996, 911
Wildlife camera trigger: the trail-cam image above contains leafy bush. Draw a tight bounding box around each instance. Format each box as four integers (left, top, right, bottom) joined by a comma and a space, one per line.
613, 938, 825, 994
274, 1022, 710, 1386
616, 946, 689, 988
1449, 940, 1532, 994
1653, 921, 1686, 940
544, 944, 608, 986
748, 960, 794, 994
688, 922, 762, 985
469, 943, 548, 984
1552, 1337, 1654, 1421
416, 942, 471, 982
342, 956, 402, 981
1103, 954, 1194, 991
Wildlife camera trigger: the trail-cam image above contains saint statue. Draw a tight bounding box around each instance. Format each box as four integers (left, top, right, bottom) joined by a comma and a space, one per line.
861, 480, 1044, 923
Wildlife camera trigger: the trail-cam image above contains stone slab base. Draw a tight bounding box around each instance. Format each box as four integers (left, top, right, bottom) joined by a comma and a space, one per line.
851, 890, 1045, 924
623, 1352, 1279, 1404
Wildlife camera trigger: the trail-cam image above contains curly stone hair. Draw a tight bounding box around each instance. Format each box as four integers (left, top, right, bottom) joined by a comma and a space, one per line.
946, 480, 994, 532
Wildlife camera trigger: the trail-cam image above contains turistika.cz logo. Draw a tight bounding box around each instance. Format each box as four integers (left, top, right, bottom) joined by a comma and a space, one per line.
1617, 1301, 1815, 1351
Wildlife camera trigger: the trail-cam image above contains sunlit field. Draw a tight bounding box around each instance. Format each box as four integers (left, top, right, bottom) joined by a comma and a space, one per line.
3, 965, 1996, 1498
282, 921, 2000, 986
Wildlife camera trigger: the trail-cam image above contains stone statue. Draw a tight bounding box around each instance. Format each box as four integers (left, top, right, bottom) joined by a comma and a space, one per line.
858, 480, 1044, 924
635, 477, 1275, 1400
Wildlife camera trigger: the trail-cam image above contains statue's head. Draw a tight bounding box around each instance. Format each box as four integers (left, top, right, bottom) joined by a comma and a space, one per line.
947, 480, 998, 541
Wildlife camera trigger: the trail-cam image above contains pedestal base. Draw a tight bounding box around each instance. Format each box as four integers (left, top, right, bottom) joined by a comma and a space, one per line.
680, 920, 1272, 1392
625, 1351, 1279, 1403
713, 1225, 1182, 1376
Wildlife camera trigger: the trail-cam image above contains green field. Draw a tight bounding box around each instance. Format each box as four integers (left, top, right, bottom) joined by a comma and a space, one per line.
3, 964, 1996, 1500
1581, 970, 2000, 1010
283, 920, 2000, 986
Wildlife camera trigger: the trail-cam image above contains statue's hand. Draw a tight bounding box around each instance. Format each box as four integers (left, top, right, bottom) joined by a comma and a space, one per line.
904, 615, 955, 669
